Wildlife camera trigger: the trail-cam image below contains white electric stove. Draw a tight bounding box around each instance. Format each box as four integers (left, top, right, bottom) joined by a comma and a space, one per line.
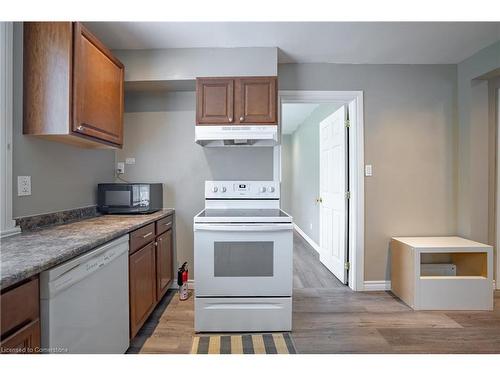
193, 181, 293, 332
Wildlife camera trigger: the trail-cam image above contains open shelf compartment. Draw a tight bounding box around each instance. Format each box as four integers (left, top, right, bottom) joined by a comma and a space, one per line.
419, 251, 488, 279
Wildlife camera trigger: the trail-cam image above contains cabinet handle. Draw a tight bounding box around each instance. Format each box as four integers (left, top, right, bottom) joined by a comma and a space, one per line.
154, 242, 158, 246
164, 222, 172, 226
143, 232, 153, 239
239, 116, 244, 121
229, 117, 233, 122
77, 125, 84, 131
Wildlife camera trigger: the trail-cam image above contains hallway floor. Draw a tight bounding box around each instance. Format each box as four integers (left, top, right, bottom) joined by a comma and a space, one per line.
128, 231, 500, 354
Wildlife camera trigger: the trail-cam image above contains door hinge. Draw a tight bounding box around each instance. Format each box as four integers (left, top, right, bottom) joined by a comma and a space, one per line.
345, 120, 350, 128
345, 191, 351, 199
344, 262, 350, 270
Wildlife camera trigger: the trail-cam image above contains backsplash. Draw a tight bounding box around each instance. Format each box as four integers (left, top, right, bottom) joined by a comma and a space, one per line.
15, 206, 100, 232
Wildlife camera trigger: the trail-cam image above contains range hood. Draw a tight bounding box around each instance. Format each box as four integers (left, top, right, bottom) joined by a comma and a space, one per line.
195, 125, 279, 147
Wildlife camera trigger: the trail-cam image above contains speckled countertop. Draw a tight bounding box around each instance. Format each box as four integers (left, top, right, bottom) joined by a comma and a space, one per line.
0, 209, 174, 290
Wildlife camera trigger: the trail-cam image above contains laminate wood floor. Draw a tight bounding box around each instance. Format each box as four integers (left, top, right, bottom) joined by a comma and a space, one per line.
128, 230, 500, 354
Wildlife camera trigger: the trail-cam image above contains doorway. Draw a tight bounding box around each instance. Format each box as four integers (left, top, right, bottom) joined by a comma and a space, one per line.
277, 91, 364, 291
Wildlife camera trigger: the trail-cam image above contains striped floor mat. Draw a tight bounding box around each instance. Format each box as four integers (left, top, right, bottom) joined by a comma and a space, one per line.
191, 333, 297, 354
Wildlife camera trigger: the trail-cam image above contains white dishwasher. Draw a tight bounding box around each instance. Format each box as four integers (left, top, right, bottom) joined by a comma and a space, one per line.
40, 235, 129, 354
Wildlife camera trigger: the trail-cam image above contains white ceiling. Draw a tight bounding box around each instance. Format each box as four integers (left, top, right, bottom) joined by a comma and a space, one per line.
86, 22, 500, 64
282, 104, 320, 134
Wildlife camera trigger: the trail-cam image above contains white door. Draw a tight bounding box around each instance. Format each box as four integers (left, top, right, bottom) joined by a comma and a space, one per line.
319, 106, 348, 283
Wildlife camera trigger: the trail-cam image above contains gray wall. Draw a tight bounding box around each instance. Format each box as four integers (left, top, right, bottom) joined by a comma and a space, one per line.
12, 23, 115, 218
279, 63, 458, 281
112, 47, 278, 82
117, 91, 273, 277
456, 41, 500, 245
281, 104, 340, 244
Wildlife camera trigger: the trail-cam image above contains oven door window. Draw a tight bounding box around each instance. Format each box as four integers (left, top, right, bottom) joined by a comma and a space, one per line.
214, 241, 274, 277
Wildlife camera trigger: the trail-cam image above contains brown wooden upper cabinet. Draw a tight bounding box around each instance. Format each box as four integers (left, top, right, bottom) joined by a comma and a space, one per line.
23, 22, 124, 148
196, 76, 277, 125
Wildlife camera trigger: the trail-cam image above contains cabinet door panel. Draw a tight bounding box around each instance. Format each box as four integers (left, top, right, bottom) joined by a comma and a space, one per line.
0, 319, 41, 354
73, 23, 124, 146
236, 77, 277, 124
156, 229, 173, 301
129, 242, 156, 338
23, 22, 72, 136
1, 278, 39, 338
196, 78, 234, 124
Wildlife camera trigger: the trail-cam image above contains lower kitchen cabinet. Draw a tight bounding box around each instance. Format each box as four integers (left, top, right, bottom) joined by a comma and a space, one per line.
0, 277, 40, 354
1, 320, 41, 353
129, 242, 157, 338
129, 214, 175, 339
156, 229, 173, 301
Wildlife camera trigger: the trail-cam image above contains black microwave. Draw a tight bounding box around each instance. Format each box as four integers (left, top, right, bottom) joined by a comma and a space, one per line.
97, 183, 163, 214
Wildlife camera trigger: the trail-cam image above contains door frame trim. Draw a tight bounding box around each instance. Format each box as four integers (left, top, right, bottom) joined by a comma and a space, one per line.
277, 90, 365, 291
496, 87, 500, 289
0, 22, 19, 238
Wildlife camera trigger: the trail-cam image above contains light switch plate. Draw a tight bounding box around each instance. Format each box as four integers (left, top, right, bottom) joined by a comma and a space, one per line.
17, 176, 31, 196
365, 164, 373, 177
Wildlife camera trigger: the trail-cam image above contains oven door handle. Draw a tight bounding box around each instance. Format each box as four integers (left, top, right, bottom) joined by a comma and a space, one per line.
194, 223, 293, 232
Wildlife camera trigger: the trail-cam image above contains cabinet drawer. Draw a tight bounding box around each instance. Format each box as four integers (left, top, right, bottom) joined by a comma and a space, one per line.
1, 278, 39, 338
130, 223, 155, 254
0, 319, 41, 354
156, 215, 173, 236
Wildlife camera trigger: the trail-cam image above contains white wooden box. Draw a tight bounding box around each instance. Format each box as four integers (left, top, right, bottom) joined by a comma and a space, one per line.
390, 236, 493, 310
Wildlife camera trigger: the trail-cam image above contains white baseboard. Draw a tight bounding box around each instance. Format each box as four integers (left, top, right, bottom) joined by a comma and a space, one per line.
0, 226, 20, 238
293, 224, 321, 255
364, 280, 391, 291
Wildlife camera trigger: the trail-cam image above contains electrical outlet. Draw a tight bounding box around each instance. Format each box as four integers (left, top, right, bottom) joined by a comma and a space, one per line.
365, 164, 373, 177
17, 176, 31, 196
125, 157, 135, 165
117, 162, 125, 174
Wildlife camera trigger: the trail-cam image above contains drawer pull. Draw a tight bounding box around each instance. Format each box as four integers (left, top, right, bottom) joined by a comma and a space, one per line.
143, 232, 153, 239
164, 222, 172, 226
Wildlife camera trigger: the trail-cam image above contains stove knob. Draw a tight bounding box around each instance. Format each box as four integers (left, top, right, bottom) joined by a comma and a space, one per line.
260, 186, 267, 193
212, 186, 218, 193
269, 186, 275, 193
221, 186, 227, 193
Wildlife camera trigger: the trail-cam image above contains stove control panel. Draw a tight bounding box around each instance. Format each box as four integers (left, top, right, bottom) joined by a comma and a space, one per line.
205, 181, 279, 199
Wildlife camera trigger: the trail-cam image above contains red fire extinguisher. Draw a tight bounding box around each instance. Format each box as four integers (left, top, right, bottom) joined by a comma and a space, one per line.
177, 262, 189, 301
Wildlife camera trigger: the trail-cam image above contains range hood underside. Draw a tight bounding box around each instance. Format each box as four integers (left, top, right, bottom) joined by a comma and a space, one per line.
195, 125, 279, 147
